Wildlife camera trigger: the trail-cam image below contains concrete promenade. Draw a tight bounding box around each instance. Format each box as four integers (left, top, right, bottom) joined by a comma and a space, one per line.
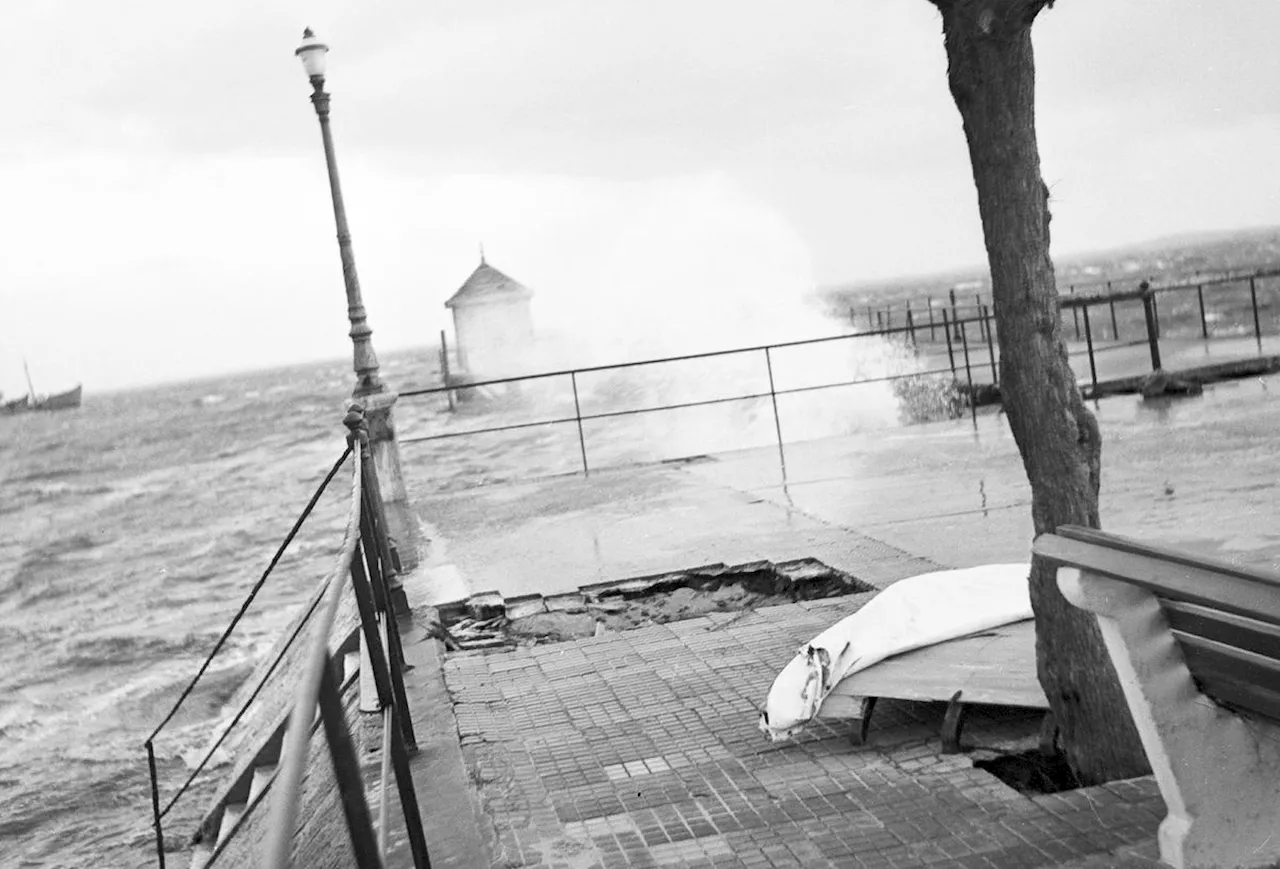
397, 376, 1280, 868
915, 332, 1280, 390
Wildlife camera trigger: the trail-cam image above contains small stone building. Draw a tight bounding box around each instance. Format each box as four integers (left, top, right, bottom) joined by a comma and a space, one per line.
444, 257, 535, 378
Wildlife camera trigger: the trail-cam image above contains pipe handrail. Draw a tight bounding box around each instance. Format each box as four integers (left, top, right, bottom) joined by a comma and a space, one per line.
400, 315, 984, 398
264, 436, 365, 868
143, 447, 354, 868
147, 446, 352, 744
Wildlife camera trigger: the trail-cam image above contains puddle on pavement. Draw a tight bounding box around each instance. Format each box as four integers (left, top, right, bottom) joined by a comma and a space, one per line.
437, 558, 873, 651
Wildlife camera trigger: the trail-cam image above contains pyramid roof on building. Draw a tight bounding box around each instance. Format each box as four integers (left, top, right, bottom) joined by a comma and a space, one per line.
444, 259, 533, 309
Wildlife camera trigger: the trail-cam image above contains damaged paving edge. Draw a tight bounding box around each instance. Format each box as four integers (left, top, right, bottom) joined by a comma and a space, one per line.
434, 558, 875, 651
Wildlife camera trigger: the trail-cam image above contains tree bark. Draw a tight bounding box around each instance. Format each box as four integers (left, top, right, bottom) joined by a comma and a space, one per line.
928, 0, 1150, 784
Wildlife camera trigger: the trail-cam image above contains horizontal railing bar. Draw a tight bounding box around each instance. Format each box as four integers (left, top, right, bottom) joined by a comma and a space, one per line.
411, 270, 1280, 403
402, 320, 988, 398
158, 569, 337, 818
401, 362, 974, 446
146, 446, 353, 744
867, 267, 1280, 319
265, 437, 367, 869
401, 415, 580, 444
1066, 338, 1152, 358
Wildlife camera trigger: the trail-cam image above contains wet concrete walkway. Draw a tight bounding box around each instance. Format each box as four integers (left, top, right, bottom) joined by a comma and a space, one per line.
407, 375, 1280, 605
399, 375, 1280, 868
441, 597, 1165, 868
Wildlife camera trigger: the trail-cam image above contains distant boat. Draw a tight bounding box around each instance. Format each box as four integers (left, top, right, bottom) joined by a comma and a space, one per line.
2, 363, 82, 415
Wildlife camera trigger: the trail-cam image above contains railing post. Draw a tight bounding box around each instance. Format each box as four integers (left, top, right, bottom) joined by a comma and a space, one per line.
1107, 281, 1119, 341
570, 372, 589, 477
350, 510, 431, 867
439, 329, 455, 412
146, 741, 167, 869
385, 702, 431, 868
958, 317, 977, 426
876, 310, 884, 332
1082, 303, 1098, 397
1250, 276, 1263, 350
865, 305, 873, 331
347, 406, 418, 750
1141, 281, 1162, 372
905, 304, 916, 346
885, 305, 892, 329
974, 294, 987, 343
763, 347, 787, 483
927, 296, 936, 341
350, 405, 409, 617
949, 289, 960, 340
941, 309, 957, 376
1197, 284, 1209, 339
1151, 281, 1162, 338
982, 305, 998, 385
1069, 285, 1080, 339
316, 664, 384, 869
358, 504, 418, 749
351, 460, 432, 866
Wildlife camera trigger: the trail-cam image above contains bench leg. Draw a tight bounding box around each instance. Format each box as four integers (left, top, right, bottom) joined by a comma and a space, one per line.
941, 691, 967, 754
849, 697, 876, 746
1059, 567, 1280, 869
1037, 710, 1058, 755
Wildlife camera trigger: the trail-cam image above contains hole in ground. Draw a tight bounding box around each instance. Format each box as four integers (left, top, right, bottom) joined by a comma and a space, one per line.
973, 749, 1081, 795
441, 558, 873, 650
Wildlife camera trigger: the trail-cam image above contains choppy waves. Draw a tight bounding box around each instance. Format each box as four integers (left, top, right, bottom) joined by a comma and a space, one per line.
0, 350, 435, 867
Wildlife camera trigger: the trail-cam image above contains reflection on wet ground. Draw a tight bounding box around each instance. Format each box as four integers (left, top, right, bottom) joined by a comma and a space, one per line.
407, 375, 1280, 603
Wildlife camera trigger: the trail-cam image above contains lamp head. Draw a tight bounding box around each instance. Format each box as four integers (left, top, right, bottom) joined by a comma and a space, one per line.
295, 28, 329, 80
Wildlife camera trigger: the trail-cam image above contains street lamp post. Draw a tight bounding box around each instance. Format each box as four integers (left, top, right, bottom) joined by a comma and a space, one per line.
296, 28, 382, 396
296, 29, 418, 582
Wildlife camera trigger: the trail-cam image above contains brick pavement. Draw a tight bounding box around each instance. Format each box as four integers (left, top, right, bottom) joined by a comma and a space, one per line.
441, 594, 1166, 869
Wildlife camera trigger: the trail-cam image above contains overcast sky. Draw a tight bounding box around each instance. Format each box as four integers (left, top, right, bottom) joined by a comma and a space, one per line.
2, 1, 1278, 393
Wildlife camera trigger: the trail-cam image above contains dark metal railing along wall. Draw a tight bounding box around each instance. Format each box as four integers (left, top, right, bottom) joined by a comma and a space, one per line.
143, 447, 352, 867
264, 406, 428, 869
143, 406, 429, 869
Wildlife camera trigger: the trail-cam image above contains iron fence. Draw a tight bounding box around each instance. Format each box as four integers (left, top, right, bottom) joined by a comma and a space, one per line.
143, 406, 428, 869
400, 271, 1280, 486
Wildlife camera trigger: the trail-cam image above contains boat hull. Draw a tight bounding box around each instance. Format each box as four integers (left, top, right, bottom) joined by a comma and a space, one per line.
2, 385, 82, 414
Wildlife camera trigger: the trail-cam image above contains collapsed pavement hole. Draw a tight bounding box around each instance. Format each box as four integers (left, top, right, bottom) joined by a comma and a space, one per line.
972, 748, 1081, 795
440, 558, 873, 650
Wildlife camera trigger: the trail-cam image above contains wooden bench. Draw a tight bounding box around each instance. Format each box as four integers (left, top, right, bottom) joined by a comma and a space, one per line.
1034, 525, 1280, 869
818, 618, 1051, 753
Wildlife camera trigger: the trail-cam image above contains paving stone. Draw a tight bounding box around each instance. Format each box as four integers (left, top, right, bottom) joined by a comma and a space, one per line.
441, 600, 1164, 869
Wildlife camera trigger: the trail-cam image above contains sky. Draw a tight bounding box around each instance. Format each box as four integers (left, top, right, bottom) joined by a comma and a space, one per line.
2, 1, 1278, 393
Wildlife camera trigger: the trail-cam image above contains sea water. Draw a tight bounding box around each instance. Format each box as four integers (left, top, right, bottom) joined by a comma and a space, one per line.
0, 350, 450, 868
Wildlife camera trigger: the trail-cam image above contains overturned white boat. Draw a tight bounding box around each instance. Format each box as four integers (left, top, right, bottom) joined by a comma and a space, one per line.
758, 563, 1032, 742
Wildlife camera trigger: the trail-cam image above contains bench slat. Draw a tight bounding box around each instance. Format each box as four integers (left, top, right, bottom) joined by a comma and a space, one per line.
1162, 600, 1280, 662
1054, 526, 1280, 591
1035, 532, 1280, 626
1173, 631, 1280, 725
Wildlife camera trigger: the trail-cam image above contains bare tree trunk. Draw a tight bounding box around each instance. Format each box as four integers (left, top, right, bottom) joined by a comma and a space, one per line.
928, 0, 1149, 784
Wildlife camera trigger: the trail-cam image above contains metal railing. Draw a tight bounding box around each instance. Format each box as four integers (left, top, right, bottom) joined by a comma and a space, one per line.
399, 271, 1280, 487
143, 447, 352, 866
143, 404, 428, 869
399, 313, 1004, 482
265, 404, 428, 869
849, 268, 1280, 345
